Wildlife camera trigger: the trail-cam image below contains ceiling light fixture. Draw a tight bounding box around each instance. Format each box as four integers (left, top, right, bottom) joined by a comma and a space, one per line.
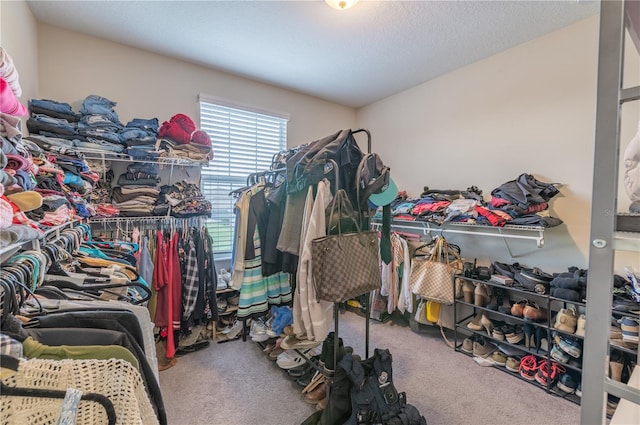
325, 0, 359, 11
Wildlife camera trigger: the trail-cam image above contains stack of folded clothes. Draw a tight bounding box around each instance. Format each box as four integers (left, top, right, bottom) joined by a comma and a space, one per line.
76, 94, 124, 151
111, 185, 160, 217
26, 96, 126, 154
111, 163, 161, 216
156, 113, 213, 163
154, 180, 211, 218
121, 117, 160, 160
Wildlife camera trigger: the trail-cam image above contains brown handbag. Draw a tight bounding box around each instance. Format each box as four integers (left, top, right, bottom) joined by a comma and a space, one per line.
409, 237, 464, 305
311, 190, 381, 303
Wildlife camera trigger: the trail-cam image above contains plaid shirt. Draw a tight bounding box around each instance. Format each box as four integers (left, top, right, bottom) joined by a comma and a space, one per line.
181, 237, 199, 321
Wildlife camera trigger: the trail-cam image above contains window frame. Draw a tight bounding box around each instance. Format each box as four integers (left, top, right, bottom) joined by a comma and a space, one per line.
198, 95, 288, 257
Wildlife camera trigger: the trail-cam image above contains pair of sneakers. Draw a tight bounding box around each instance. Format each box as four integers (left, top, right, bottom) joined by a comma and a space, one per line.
249, 320, 269, 343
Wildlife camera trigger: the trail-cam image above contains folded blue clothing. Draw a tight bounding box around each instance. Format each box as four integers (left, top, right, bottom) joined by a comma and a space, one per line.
74, 139, 125, 153
27, 115, 76, 136
80, 95, 121, 125
126, 146, 160, 160
117, 175, 159, 186
119, 127, 157, 144
126, 117, 159, 133
78, 114, 123, 131
29, 98, 80, 122
77, 128, 122, 144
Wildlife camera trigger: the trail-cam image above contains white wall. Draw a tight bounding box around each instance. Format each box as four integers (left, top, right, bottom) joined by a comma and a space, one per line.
35, 24, 356, 148
358, 15, 640, 274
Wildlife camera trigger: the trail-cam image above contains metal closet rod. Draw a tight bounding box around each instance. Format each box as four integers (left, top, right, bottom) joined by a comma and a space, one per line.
87, 216, 202, 224
371, 221, 545, 248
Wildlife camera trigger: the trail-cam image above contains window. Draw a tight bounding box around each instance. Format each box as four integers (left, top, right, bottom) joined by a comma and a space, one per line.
199, 97, 288, 256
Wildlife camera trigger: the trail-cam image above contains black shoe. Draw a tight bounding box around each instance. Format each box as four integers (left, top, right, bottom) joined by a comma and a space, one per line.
296, 370, 316, 387
319, 332, 334, 368
323, 337, 345, 373
288, 362, 313, 378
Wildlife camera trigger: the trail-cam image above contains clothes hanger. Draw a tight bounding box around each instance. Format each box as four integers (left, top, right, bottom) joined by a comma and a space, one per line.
0, 378, 117, 425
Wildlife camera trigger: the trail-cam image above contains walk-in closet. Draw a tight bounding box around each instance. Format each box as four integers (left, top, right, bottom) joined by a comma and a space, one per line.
1, 1, 639, 424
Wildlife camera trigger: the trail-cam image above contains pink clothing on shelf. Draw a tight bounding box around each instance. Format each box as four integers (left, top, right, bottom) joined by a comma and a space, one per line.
0, 77, 27, 116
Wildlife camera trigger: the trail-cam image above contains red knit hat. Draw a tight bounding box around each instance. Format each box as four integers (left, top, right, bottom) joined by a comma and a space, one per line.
158, 120, 191, 144
190, 130, 211, 148
170, 113, 196, 134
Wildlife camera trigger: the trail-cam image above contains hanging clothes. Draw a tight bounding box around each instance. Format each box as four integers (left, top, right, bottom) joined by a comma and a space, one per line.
237, 185, 291, 319
293, 179, 333, 342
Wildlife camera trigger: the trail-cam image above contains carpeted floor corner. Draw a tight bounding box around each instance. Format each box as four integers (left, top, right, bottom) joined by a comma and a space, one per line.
159, 311, 580, 425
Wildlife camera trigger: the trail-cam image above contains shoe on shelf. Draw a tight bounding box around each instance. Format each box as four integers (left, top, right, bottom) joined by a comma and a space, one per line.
268, 347, 284, 360
490, 351, 507, 367
461, 336, 475, 354
467, 315, 484, 331
550, 344, 570, 364
523, 301, 547, 323
250, 322, 269, 343
462, 281, 475, 304
510, 299, 527, 317
557, 372, 578, 394
224, 320, 244, 340
574, 314, 586, 337
277, 352, 306, 370
620, 316, 639, 343
288, 361, 314, 379
505, 356, 521, 373
505, 326, 524, 344
535, 361, 566, 387
217, 277, 228, 290
492, 327, 505, 341
609, 352, 624, 383
557, 335, 582, 358
472, 336, 496, 358
474, 284, 491, 307
553, 307, 578, 333
575, 382, 582, 398
280, 335, 322, 350
519, 355, 540, 381
305, 382, 327, 404
535, 326, 549, 354
480, 314, 494, 335
217, 299, 228, 313
523, 323, 536, 349
295, 369, 317, 387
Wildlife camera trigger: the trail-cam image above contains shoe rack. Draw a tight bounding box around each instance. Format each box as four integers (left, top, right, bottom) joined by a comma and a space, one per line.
453, 275, 638, 410
583, 0, 640, 423
214, 287, 241, 342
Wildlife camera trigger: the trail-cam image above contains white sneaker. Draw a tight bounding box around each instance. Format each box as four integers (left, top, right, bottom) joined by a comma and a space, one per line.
224, 321, 244, 339
251, 322, 269, 342
217, 277, 228, 290
277, 353, 306, 369
220, 268, 232, 283
276, 350, 298, 362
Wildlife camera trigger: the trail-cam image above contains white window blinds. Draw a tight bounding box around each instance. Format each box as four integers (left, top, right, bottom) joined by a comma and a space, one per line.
199, 99, 287, 255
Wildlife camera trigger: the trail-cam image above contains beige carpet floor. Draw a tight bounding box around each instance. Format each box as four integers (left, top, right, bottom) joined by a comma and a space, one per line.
159, 311, 580, 425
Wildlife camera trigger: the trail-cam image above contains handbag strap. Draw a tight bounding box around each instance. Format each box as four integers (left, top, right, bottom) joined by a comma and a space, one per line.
327, 189, 362, 235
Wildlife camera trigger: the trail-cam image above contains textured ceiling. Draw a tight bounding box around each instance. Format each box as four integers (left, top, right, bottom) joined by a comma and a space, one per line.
26, 0, 600, 108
